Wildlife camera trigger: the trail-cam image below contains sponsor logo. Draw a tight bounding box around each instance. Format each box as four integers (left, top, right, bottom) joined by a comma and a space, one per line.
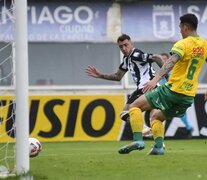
152, 5, 175, 39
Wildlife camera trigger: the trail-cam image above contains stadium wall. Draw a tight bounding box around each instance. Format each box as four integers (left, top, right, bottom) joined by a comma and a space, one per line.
0, 93, 206, 142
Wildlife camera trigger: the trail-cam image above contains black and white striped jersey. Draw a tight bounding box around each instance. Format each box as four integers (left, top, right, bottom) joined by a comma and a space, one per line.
119, 48, 155, 89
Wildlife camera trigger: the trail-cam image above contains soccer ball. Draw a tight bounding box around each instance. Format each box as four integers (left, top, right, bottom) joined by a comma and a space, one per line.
29, 137, 42, 158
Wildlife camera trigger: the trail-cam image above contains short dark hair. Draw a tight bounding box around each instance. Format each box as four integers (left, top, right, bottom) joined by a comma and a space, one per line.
180, 13, 198, 29
117, 34, 131, 43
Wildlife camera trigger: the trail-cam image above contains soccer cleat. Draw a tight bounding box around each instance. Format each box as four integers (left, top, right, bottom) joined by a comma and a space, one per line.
186, 128, 193, 139
163, 143, 166, 149
120, 111, 130, 122
147, 146, 165, 155
118, 141, 145, 154
142, 126, 153, 137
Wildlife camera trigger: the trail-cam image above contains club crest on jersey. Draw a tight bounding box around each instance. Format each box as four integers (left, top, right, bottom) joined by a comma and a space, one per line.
152, 5, 175, 39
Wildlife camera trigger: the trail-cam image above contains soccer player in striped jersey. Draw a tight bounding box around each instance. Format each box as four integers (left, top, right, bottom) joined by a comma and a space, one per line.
86, 34, 163, 137
118, 13, 207, 155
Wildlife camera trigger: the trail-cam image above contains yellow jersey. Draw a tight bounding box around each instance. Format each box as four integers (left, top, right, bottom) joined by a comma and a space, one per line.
166, 36, 207, 97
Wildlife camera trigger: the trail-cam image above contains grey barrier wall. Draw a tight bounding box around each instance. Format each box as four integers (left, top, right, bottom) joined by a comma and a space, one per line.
28, 42, 121, 86
1, 42, 207, 87
28, 42, 172, 86
28, 42, 207, 87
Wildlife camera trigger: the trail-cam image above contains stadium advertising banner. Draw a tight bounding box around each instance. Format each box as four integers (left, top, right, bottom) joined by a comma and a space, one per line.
0, 94, 207, 142
0, 95, 125, 142
122, 1, 207, 41
0, 1, 113, 42
0, 1, 206, 42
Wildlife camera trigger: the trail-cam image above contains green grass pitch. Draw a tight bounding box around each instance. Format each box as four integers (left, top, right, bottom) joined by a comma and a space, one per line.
7, 139, 207, 180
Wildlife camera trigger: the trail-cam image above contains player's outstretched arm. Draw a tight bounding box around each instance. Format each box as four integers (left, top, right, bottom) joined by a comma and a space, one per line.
85, 65, 126, 81
85, 65, 102, 78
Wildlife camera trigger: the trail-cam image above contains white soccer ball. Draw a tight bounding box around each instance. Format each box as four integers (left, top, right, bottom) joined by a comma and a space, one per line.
29, 137, 42, 158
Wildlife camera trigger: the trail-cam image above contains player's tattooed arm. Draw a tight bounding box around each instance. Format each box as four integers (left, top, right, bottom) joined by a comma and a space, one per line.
86, 65, 126, 81
100, 69, 125, 81
158, 54, 180, 78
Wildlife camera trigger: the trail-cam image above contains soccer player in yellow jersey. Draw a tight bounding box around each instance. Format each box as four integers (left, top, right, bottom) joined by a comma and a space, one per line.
118, 13, 207, 155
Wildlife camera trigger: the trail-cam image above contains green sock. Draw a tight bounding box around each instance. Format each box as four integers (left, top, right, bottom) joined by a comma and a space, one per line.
133, 132, 143, 141
155, 137, 164, 148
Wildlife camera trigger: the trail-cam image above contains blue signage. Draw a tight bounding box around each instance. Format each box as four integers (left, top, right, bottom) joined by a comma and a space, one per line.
27, 2, 112, 42
122, 2, 207, 41
0, 1, 206, 42
0, 2, 113, 42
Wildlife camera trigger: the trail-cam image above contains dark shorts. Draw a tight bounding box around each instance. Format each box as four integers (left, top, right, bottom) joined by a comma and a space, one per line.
127, 88, 144, 104
145, 85, 194, 119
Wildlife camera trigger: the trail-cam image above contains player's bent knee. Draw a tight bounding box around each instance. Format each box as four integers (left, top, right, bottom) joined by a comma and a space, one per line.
150, 109, 165, 122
